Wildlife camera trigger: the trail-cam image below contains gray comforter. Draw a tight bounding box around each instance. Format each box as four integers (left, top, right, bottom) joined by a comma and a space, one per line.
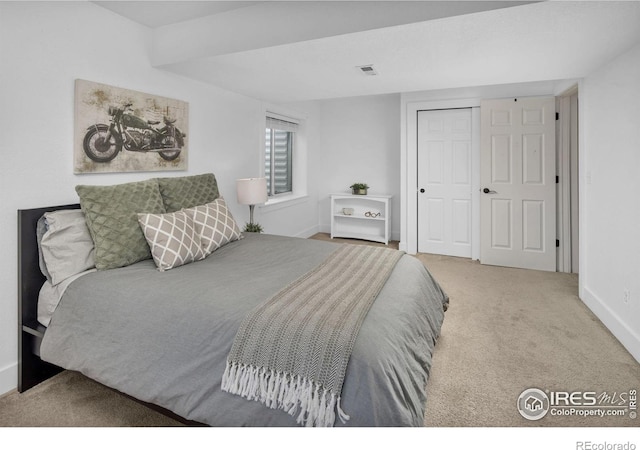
40, 233, 447, 426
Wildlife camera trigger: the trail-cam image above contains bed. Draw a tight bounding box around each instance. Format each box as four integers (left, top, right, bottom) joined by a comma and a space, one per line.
18, 173, 447, 427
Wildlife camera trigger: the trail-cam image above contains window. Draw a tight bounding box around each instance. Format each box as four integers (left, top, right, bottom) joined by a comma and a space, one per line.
265, 115, 298, 197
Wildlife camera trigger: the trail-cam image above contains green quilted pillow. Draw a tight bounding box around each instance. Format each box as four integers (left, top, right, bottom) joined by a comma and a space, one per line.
156, 173, 220, 213
76, 179, 166, 270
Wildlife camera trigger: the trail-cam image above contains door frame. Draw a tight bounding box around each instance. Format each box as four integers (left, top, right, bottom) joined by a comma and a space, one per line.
402, 98, 481, 258
556, 84, 579, 273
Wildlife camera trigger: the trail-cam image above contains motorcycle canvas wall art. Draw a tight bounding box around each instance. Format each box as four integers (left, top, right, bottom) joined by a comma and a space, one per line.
74, 79, 188, 173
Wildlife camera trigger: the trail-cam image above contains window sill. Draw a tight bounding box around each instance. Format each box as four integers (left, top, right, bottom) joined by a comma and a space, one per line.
260, 193, 309, 213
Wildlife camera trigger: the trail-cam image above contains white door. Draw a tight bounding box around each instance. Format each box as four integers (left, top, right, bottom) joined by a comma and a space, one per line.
480, 97, 556, 271
418, 109, 472, 257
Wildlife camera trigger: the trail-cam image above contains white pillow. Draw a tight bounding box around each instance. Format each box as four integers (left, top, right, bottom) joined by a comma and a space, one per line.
137, 210, 206, 271
183, 197, 243, 256
40, 210, 96, 285
38, 268, 96, 327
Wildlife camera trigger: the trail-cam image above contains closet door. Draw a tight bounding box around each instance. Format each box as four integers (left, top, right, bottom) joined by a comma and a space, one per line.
417, 108, 472, 257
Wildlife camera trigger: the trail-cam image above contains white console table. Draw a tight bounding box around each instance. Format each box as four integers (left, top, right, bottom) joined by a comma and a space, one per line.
330, 193, 392, 245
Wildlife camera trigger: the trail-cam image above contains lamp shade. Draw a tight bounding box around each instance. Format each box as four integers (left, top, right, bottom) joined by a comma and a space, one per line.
236, 178, 268, 205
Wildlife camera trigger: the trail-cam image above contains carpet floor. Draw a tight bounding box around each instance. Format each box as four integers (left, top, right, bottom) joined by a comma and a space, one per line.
1, 234, 637, 427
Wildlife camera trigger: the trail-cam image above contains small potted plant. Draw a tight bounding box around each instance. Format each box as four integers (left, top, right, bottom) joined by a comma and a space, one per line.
243, 222, 264, 233
350, 182, 369, 195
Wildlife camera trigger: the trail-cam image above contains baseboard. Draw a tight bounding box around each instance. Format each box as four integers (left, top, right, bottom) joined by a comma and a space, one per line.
0, 362, 17, 396
295, 224, 320, 239
582, 286, 640, 364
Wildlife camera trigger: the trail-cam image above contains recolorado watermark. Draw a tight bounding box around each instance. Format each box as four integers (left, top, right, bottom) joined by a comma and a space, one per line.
576, 442, 636, 450
517, 388, 637, 421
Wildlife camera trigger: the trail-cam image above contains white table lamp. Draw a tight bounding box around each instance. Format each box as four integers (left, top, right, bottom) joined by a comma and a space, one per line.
236, 178, 268, 230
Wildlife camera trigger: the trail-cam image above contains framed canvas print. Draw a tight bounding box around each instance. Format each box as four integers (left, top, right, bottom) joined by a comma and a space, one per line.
74, 79, 189, 173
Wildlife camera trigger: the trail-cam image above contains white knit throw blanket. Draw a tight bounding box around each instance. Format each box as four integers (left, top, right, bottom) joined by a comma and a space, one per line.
221, 244, 404, 427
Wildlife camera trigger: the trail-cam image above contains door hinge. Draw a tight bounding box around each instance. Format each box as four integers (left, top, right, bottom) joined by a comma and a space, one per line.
556, 239, 560, 248
556, 112, 559, 120
556, 175, 559, 183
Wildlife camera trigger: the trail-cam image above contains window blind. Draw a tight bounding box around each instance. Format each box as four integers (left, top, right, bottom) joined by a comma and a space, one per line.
265, 115, 296, 196
266, 115, 299, 133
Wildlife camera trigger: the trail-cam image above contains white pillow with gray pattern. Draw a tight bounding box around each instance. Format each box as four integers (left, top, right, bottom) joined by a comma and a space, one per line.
183, 197, 243, 256
137, 210, 206, 271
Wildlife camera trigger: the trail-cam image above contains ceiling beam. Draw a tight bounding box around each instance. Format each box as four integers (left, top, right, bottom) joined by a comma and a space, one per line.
151, 1, 535, 67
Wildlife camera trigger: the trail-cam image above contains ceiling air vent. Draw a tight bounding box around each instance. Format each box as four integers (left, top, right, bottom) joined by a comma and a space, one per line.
357, 64, 378, 76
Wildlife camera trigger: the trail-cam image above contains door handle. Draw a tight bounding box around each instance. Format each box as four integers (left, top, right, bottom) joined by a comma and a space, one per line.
419, 188, 425, 193
483, 188, 497, 194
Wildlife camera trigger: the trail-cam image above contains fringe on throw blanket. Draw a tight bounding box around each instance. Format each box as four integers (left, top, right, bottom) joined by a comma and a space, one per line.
221, 361, 350, 427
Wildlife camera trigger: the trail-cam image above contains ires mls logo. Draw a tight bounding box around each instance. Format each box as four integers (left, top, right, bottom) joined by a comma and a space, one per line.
518, 388, 638, 421
517, 388, 550, 420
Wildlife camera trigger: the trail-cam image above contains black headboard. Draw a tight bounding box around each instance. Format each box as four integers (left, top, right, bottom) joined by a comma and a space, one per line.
17, 203, 80, 391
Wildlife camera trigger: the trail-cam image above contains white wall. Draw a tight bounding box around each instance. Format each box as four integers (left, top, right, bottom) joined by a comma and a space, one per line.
0, 2, 315, 395
580, 41, 640, 362
296, 94, 402, 240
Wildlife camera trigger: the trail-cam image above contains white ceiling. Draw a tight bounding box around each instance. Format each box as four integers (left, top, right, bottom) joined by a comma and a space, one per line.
95, 1, 640, 103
